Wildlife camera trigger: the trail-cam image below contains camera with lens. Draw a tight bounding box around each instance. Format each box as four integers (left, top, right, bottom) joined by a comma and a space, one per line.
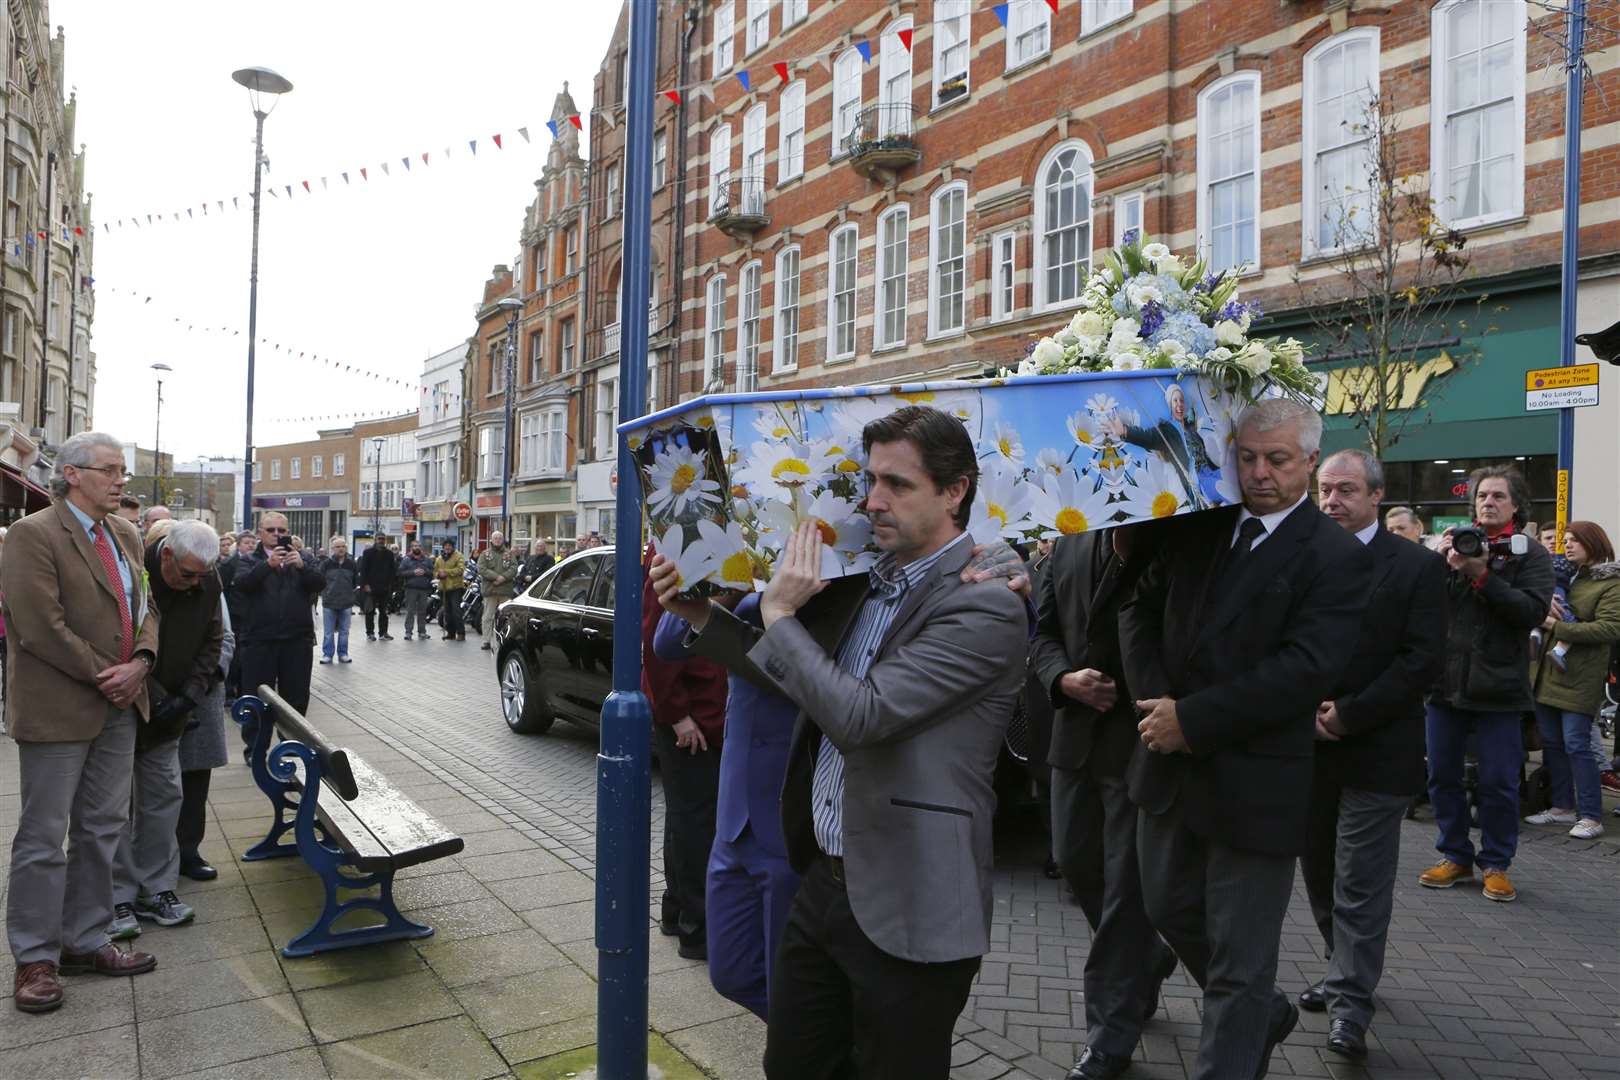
1450, 525, 1529, 559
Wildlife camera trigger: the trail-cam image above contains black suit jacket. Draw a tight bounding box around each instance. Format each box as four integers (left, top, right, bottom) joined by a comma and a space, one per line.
1031, 532, 1148, 773
1119, 501, 1372, 856
1315, 527, 1448, 797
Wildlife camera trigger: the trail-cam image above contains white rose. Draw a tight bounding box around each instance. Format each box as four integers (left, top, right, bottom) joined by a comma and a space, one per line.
1141, 242, 1171, 263
1016, 357, 1040, 376
1159, 338, 1188, 360
1071, 334, 1101, 357
1155, 253, 1186, 276
1075, 310, 1106, 338
1274, 339, 1306, 368
1236, 343, 1273, 376
1110, 318, 1141, 343
1056, 328, 1077, 347
1111, 350, 1145, 371
1031, 338, 1065, 368
1126, 280, 1164, 308
1215, 319, 1246, 348
1207, 346, 1234, 363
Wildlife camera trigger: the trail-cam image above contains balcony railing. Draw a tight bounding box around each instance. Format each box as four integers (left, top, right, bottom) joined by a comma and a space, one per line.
586, 297, 677, 362
707, 176, 769, 238
841, 103, 922, 178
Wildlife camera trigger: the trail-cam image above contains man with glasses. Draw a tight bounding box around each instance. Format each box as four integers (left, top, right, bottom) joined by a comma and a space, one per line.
233, 512, 324, 747
108, 520, 224, 940
2, 432, 161, 1014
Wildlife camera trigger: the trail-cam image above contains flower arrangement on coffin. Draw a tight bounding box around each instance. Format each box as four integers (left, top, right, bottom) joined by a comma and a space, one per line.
1014, 232, 1319, 405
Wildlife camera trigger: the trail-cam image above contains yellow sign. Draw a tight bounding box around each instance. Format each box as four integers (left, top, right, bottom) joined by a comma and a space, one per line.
1555, 469, 1569, 554
1525, 363, 1599, 391
1320, 354, 1456, 417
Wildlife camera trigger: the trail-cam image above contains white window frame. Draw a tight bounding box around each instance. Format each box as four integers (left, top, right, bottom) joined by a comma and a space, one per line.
932, 0, 972, 106
832, 48, 863, 158
652, 129, 668, 189
542, 406, 566, 473
713, 0, 736, 76
1430, 0, 1526, 230
1113, 190, 1144, 248
1033, 140, 1095, 312
929, 182, 968, 338
739, 261, 762, 391
594, 375, 619, 461
874, 205, 910, 350
290, 457, 301, 480
312, 454, 323, 478
1081, 0, 1133, 37
779, 80, 806, 182
746, 0, 770, 55
1302, 28, 1381, 258
519, 412, 541, 475
560, 317, 576, 371
782, 0, 808, 28
741, 104, 767, 215
1195, 70, 1262, 275
565, 227, 579, 274
705, 274, 729, 381
271, 459, 281, 481
709, 123, 732, 217
879, 18, 914, 137
253, 461, 263, 481
334, 453, 345, 477
992, 230, 1017, 322
827, 224, 858, 363
1005, 0, 1051, 72
605, 161, 620, 219
774, 245, 801, 373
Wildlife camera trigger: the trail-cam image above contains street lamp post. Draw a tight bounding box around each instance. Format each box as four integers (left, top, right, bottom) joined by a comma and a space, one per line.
232, 66, 294, 532
495, 297, 524, 538
150, 362, 172, 503
372, 436, 386, 541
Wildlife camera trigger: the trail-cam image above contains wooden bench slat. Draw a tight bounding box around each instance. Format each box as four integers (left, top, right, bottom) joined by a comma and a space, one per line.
342, 756, 466, 870
257, 685, 360, 801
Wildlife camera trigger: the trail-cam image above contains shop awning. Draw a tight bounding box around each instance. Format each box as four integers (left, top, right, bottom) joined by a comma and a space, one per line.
0, 460, 51, 512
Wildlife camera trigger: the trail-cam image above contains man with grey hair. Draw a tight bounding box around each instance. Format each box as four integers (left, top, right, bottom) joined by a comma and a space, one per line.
107, 520, 225, 939
3, 431, 160, 1013
141, 505, 172, 535
1120, 397, 1371, 1078
1298, 449, 1447, 1060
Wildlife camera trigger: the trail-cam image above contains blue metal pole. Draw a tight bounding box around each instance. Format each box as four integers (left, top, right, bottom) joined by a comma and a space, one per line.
1555, 0, 1586, 549
596, 0, 657, 1073
242, 110, 266, 531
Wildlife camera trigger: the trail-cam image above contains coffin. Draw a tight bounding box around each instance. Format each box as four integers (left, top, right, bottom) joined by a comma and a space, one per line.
620, 370, 1249, 594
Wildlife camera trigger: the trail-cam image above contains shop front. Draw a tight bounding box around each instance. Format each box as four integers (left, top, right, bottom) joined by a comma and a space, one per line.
510, 482, 576, 555
251, 493, 349, 547
1297, 281, 1562, 532
575, 460, 616, 547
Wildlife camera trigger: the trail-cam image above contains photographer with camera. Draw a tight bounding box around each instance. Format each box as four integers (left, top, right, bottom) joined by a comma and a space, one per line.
233, 513, 326, 748
1420, 466, 1553, 903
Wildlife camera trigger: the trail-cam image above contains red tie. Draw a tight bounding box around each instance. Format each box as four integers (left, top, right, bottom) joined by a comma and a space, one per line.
93, 522, 134, 664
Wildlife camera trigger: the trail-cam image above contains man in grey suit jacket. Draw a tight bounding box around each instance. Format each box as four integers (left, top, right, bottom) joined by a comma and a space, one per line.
652, 406, 1030, 1079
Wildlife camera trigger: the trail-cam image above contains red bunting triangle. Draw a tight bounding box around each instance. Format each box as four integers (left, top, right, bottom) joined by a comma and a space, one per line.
301, 180, 310, 193
663, 89, 683, 104
1045, 0, 1058, 10
422, 152, 430, 165
361, 167, 369, 180
569, 115, 583, 130
898, 28, 913, 52
493, 134, 503, 149
774, 61, 790, 82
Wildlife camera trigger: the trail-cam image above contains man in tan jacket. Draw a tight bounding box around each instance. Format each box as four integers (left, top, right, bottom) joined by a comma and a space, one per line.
1, 432, 161, 1014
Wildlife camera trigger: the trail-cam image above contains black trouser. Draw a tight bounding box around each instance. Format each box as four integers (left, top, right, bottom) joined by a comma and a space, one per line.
363, 593, 390, 637
442, 588, 465, 638
238, 637, 314, 744
653, 723, 720, 950
1051, 764, 1175, 1057
764, 855, 981, 1080
176, 769, 212, 864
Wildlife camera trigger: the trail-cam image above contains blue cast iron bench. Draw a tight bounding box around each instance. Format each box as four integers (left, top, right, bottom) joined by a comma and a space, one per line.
233, 687, 464, 957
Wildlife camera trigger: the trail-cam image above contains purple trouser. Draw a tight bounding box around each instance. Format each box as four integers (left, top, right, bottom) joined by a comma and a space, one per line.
705, 824, 801, 1020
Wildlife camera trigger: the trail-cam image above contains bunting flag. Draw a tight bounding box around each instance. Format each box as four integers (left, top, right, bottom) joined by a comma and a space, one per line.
320, 177, 328, 190
401, 157, 411, 171
545, 119, 559, 137
568, 115, 582, 130
694, 83, 714, 102
736, 69, 751, 92
813, 53, 831, 72
360, 167, 368, 181
663, 89, 683, 104
422, 152, 430, 165
301, 180, 311, 193
468, 139, 477, 155
493, 133, 503, 149
518, 127, 530, 143
268, 187, 278, 199
232, 197, 239, 209
773, 61, 790, 82
381, 162, 390, 176
855, 40, 872, 63
217, 200, 224, 212
284, 184, 293, 197
993, 3, 1009, 26
898, 28, 913, 52
1046, 0, 1059, 11
186, 208, 193, 219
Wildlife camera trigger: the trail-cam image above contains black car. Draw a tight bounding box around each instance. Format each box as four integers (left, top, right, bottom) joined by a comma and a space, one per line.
494, 546, 616, 735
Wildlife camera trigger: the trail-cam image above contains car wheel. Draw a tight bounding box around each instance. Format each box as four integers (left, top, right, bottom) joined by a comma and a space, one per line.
500, 650, 554, 735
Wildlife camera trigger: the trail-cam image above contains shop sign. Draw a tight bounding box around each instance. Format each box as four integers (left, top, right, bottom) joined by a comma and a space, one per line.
1525, 363, 1600, 411
474, 494, 503, 510
452, 502, 473, 522
252, 495, 332, 509
1319, 354, 1456, 417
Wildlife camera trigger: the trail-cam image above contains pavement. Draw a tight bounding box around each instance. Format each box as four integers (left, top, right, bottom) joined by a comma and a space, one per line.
0, 626, 1615, 1079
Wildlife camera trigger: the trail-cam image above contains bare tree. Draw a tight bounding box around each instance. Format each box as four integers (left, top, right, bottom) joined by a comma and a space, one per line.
1292, 94, 1492, 456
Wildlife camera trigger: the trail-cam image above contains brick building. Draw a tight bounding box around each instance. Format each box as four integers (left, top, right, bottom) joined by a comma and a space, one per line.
585, 0, 1616, 530
353, 412, 419, 545
250, 429, 358, 544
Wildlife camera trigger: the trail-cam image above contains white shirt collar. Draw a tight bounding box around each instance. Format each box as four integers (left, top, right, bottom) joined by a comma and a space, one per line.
1354, 521, 1380, 546
1232, 491, 1309, 549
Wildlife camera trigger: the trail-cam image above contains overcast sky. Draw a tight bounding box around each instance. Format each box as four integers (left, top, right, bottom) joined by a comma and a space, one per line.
57, 0, 622, 461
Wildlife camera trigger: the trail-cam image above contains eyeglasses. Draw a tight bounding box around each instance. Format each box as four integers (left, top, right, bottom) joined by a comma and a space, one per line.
261, 526, 289, 534
69, 464, 131, 481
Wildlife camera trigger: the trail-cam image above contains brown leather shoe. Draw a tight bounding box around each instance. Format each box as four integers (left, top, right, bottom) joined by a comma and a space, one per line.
59, 943, 157, 977
13, 961, 63, 1013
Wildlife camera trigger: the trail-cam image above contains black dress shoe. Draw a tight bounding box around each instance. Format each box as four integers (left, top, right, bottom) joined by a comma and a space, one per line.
676, 938, 707, 961
1298, 982, 1326, 1012
1256, 1001, 1299, 1079
1066, 1045, 1130, 1080
1326, 1018, 1367, 1061
1144, 949, 1176, 1021
179, 860, 218, 882
1043, 856, 1063, 880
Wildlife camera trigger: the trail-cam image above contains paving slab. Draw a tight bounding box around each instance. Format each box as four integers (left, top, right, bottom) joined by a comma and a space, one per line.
297, 968, 463, 1043
320, 1014, 508, 1079
0, 969, 131, 1050
132, 950, 291, 1022
418, 926, 574, 987
136, 993, 313, 1079
0, 1022, 140, 1079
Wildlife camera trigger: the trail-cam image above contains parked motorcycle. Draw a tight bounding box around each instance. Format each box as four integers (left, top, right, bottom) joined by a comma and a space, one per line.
461, 564, 483, 633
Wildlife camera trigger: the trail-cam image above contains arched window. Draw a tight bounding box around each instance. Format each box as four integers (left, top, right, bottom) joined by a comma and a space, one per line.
741, 104, 767, 214
879, 17, 914, 137
709, 124, 732, 217
1033, 141, 1094, 311
1197, 71, 1261, 274
827, 224, 859, 362
1431, 0, 1526, 228
832, 48, 863, 157
1303, 28, 1380, 255
929, 182, 968, 337
779, 80, 806, 181
705, 275, 728, 383
774, 246, 801, 373
875, 206, 910, 349
739, 260, 762, 391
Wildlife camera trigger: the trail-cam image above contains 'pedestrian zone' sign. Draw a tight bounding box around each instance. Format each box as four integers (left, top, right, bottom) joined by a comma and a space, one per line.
1525, 363, 1600, 411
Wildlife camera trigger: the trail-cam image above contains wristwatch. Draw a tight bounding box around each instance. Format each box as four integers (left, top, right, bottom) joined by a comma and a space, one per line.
134, 650, 156, 670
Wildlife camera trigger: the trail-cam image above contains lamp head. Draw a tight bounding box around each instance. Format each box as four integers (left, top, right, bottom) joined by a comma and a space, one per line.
231, 67, 294, 115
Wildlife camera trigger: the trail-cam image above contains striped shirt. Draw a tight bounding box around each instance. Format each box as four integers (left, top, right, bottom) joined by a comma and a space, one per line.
811, 532, 970, 857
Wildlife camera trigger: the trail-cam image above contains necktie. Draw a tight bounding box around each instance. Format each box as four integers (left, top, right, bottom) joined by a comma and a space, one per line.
1222, 516, 1267, 578
93, 522, 134, 664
